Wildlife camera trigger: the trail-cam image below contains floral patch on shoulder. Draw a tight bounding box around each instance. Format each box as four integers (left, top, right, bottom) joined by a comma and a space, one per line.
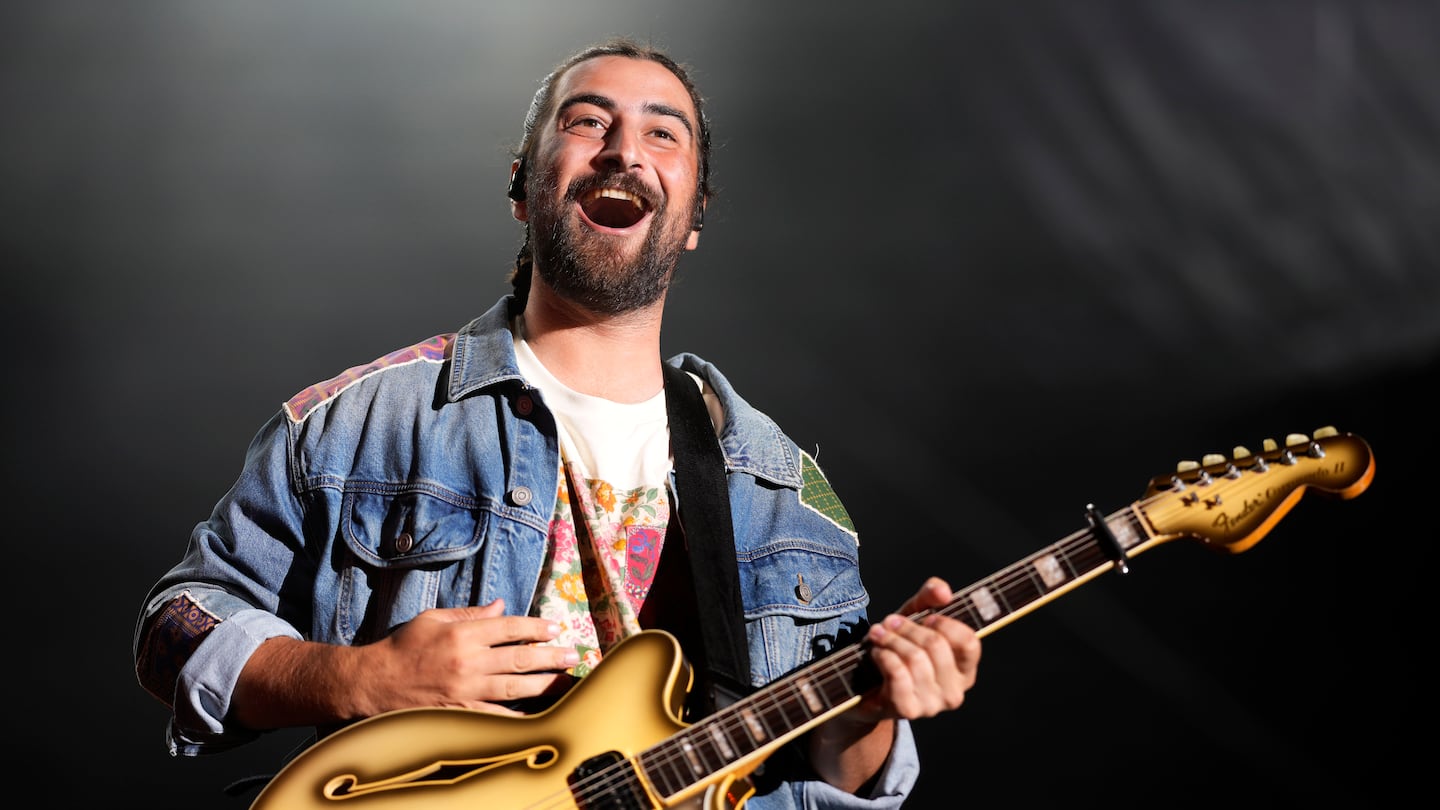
284, 333, 454, 423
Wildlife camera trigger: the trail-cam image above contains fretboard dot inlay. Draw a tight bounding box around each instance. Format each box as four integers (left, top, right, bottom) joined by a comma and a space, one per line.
1033, 554, 1067, 588
972, 587, 1000, 621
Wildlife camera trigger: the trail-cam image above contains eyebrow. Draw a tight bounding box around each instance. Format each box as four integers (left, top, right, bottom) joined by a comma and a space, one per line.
557, 93, 695, 137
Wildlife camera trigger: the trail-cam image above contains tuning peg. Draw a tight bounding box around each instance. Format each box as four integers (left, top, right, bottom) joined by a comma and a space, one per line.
1285, 433, 1310, 447
1204, 452, 1243, 478
1233, 445, 1252, 459
1314, 426, 1339, 438
1262, 438, 1278, 452
1176, 460, 1200, 473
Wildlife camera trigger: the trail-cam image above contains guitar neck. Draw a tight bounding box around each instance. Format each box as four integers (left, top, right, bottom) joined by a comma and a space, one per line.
639, 505, 1149, 797
935, 504, 1148, 637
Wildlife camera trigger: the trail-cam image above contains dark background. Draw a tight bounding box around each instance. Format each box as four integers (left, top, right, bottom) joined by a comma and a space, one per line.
4, 1, 1434, 807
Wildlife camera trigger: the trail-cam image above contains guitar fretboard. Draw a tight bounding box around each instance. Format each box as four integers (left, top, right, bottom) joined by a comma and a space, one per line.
636, 507, 1149, 800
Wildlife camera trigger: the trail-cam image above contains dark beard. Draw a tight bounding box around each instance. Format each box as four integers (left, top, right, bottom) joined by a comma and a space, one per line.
528, 171, 693, 315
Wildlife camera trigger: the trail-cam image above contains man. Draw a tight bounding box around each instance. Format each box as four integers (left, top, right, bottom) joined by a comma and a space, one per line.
134, 38, 981, 808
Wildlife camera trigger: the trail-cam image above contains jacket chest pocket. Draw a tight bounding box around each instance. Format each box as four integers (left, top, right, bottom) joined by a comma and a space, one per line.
336, 486, 489, 643
739, 542, 869, 683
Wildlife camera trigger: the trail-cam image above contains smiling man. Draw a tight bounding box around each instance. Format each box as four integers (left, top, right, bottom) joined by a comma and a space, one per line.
135, 38, 980, 809
518, 54, 704, 319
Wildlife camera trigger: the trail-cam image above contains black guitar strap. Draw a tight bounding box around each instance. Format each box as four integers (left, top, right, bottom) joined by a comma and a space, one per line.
650, 363, 751, 716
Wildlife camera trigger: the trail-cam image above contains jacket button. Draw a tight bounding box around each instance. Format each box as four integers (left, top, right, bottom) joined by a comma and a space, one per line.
795, 574, 813, 604
515, 394, 534, 417
509, 486, 533, 506
394, 532, 414, 553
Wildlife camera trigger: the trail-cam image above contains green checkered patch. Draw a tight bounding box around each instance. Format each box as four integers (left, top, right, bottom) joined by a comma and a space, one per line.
799, 451, 858, 541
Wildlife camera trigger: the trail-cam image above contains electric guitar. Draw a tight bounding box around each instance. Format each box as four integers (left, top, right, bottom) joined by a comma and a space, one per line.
249, 427, 1374, 810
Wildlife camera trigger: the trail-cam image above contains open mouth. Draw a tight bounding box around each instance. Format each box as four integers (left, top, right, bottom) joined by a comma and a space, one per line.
579, 187, 650, 229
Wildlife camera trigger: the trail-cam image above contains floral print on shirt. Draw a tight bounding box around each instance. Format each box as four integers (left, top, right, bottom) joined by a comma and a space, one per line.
532, 456, 670, 678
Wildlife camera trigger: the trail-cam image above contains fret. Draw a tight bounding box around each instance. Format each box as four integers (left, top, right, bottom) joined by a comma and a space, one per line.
680, 740, 703, 775
1055, 540, 1084, 580
671, 735, 699, 791
1070, 534, 1111, 575
644, 741, 686, 797
797, 677, 824, 714
1109, 510, 1145, 550
997, 565, 1042, 617
697, 726, 729, 775
819, 659, 861, 704
648, 727, 714, 796
767, 684, 810, 732
739, 705, 769, 744
952, 596, 984, 629
705, 719, 736, 759
753, 696, 786, 743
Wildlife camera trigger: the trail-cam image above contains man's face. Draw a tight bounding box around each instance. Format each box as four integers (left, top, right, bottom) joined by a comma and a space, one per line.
517, 55, 703, 314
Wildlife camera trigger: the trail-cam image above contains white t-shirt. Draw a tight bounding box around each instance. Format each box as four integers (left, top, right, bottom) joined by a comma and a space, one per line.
513, 328, 676, 677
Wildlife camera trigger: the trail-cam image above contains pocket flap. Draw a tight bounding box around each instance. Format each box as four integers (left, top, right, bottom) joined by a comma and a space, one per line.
342, 487, 486, 569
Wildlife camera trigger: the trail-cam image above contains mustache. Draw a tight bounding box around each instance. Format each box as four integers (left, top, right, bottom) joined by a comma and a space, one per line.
564, 172, 661, 211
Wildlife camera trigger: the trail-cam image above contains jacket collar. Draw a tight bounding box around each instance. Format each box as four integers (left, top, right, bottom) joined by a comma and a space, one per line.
446, 296, 527, 401
447, 295, 805, 490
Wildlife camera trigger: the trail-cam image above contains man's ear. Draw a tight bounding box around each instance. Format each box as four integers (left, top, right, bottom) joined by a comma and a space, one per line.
686, 195, 706, 250
508, 159, 528, 222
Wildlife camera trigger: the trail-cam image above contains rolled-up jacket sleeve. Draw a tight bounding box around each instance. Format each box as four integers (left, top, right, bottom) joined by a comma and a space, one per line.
134, 411, 312, 755
165, 607, 302, 755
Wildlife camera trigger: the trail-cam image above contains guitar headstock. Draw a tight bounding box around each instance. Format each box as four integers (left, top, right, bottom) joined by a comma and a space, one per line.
1138, 426, 1374, 554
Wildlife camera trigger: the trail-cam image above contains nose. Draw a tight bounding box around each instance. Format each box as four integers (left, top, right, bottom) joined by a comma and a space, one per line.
595, 121, 643, 173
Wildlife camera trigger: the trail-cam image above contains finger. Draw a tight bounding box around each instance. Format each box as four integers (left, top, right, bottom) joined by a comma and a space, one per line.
898, 577, 953, 615
925, 614, 982, 690
497, 639, 581, 674
870, 615, 971, 715
468, 701, 525, 717
428, 599, 508, 623
866, 616, 937, 712
433, 605, 562, 646
471, 672, 577, 706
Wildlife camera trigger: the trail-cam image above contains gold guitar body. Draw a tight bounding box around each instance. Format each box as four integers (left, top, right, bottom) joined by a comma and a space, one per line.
250, 631, 747, 809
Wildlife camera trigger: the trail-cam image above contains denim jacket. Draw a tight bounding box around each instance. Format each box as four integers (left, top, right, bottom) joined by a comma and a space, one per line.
134, 295, 918, 809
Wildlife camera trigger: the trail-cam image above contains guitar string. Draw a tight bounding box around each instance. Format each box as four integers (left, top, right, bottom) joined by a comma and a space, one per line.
524, 446, 1335, 808
543, 643, 867, 808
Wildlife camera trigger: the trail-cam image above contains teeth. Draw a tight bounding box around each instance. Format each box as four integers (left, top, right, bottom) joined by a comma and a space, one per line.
588, 188, 644, 207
